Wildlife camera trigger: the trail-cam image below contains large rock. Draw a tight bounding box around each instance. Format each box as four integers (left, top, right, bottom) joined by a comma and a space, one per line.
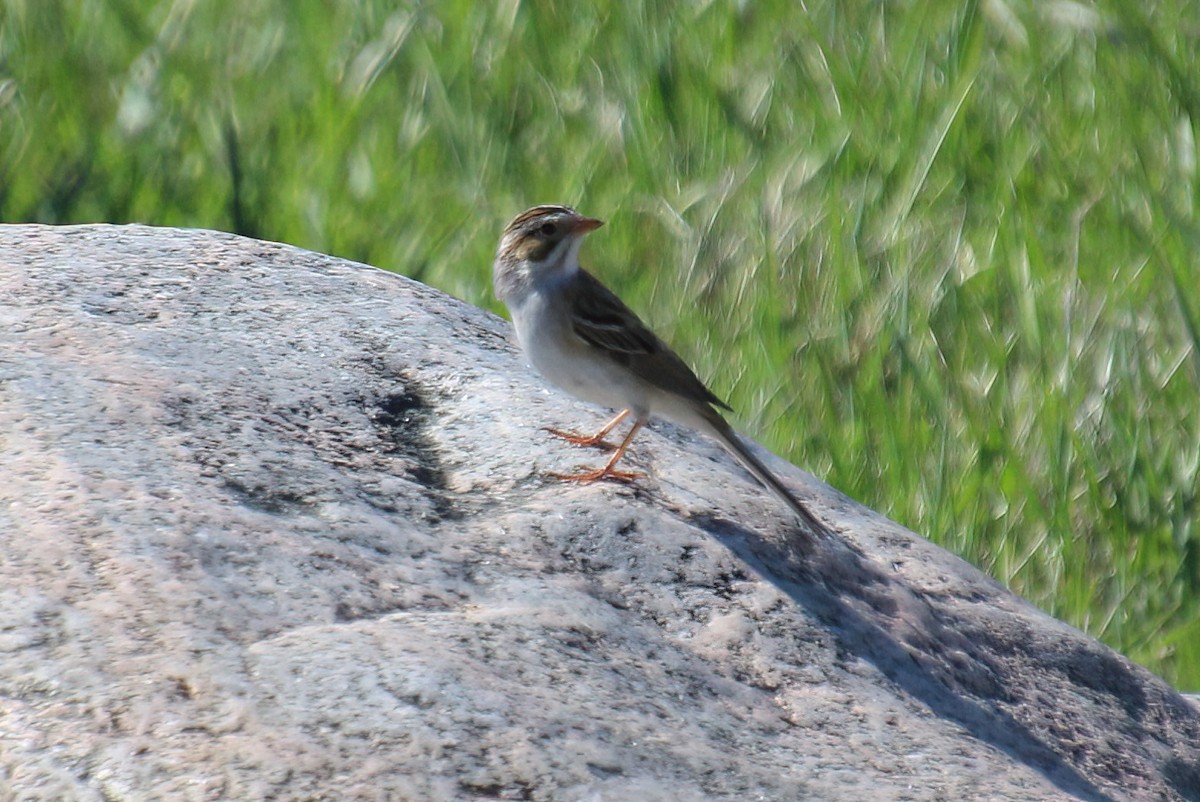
1, 224, 1197, 801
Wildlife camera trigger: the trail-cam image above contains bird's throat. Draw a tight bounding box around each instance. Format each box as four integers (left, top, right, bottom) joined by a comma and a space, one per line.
554, 236, 585, 278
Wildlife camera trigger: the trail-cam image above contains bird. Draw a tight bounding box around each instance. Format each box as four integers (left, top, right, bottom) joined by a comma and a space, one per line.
492, 203, 827, 536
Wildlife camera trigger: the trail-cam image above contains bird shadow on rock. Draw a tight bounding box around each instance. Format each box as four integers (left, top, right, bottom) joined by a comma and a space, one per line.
690, 512, 1124, 802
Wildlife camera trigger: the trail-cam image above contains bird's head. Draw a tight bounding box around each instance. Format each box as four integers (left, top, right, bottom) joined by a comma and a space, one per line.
493, 204, 603, 302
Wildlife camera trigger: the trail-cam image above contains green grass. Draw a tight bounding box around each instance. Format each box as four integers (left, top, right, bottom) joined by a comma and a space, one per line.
3, 0, 1198, 689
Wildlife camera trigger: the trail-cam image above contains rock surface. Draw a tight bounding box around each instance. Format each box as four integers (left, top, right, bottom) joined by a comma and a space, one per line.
1, 224, 1198, 802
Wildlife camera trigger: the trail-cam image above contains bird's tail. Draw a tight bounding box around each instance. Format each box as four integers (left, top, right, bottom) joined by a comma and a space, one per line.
704, 413, 828, 538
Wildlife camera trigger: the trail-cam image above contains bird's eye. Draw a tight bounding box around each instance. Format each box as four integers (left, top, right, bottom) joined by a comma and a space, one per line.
539, 222, 557, 236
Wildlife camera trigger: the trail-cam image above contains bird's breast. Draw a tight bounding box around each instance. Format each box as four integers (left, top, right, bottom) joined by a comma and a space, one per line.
511, 291, 647, 415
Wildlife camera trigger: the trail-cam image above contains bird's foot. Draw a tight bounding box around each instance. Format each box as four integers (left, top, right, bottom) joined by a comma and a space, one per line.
549, 466, 644, 483
542, 426, 617, 450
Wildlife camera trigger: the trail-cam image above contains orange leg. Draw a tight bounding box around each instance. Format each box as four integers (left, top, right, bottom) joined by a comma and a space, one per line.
543, 409, 630, 450
551, 419, 646, 483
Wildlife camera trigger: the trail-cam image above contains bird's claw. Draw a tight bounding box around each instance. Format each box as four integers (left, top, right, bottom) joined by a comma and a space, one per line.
542, 426, 617, 450
549, 466, 644, 483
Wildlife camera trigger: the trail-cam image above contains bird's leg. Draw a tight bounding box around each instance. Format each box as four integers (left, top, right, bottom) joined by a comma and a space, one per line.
543, 409, 630, 450
551, 419, 645, 483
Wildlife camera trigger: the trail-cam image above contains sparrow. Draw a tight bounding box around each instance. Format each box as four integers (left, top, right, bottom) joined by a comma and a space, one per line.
493, 204, 827, 535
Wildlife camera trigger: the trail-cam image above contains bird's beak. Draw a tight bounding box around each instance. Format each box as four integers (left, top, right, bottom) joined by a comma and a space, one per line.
573, 217, 604, 235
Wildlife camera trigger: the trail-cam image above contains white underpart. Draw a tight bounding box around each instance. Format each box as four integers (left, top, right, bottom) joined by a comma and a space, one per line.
510, 235, 656, 421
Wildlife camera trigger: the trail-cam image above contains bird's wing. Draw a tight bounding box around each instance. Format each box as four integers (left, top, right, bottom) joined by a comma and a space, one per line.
567, 270, 732, 412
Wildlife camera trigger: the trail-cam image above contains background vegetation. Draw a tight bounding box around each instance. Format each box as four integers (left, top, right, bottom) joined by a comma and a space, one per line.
3, 0, 1198, 689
